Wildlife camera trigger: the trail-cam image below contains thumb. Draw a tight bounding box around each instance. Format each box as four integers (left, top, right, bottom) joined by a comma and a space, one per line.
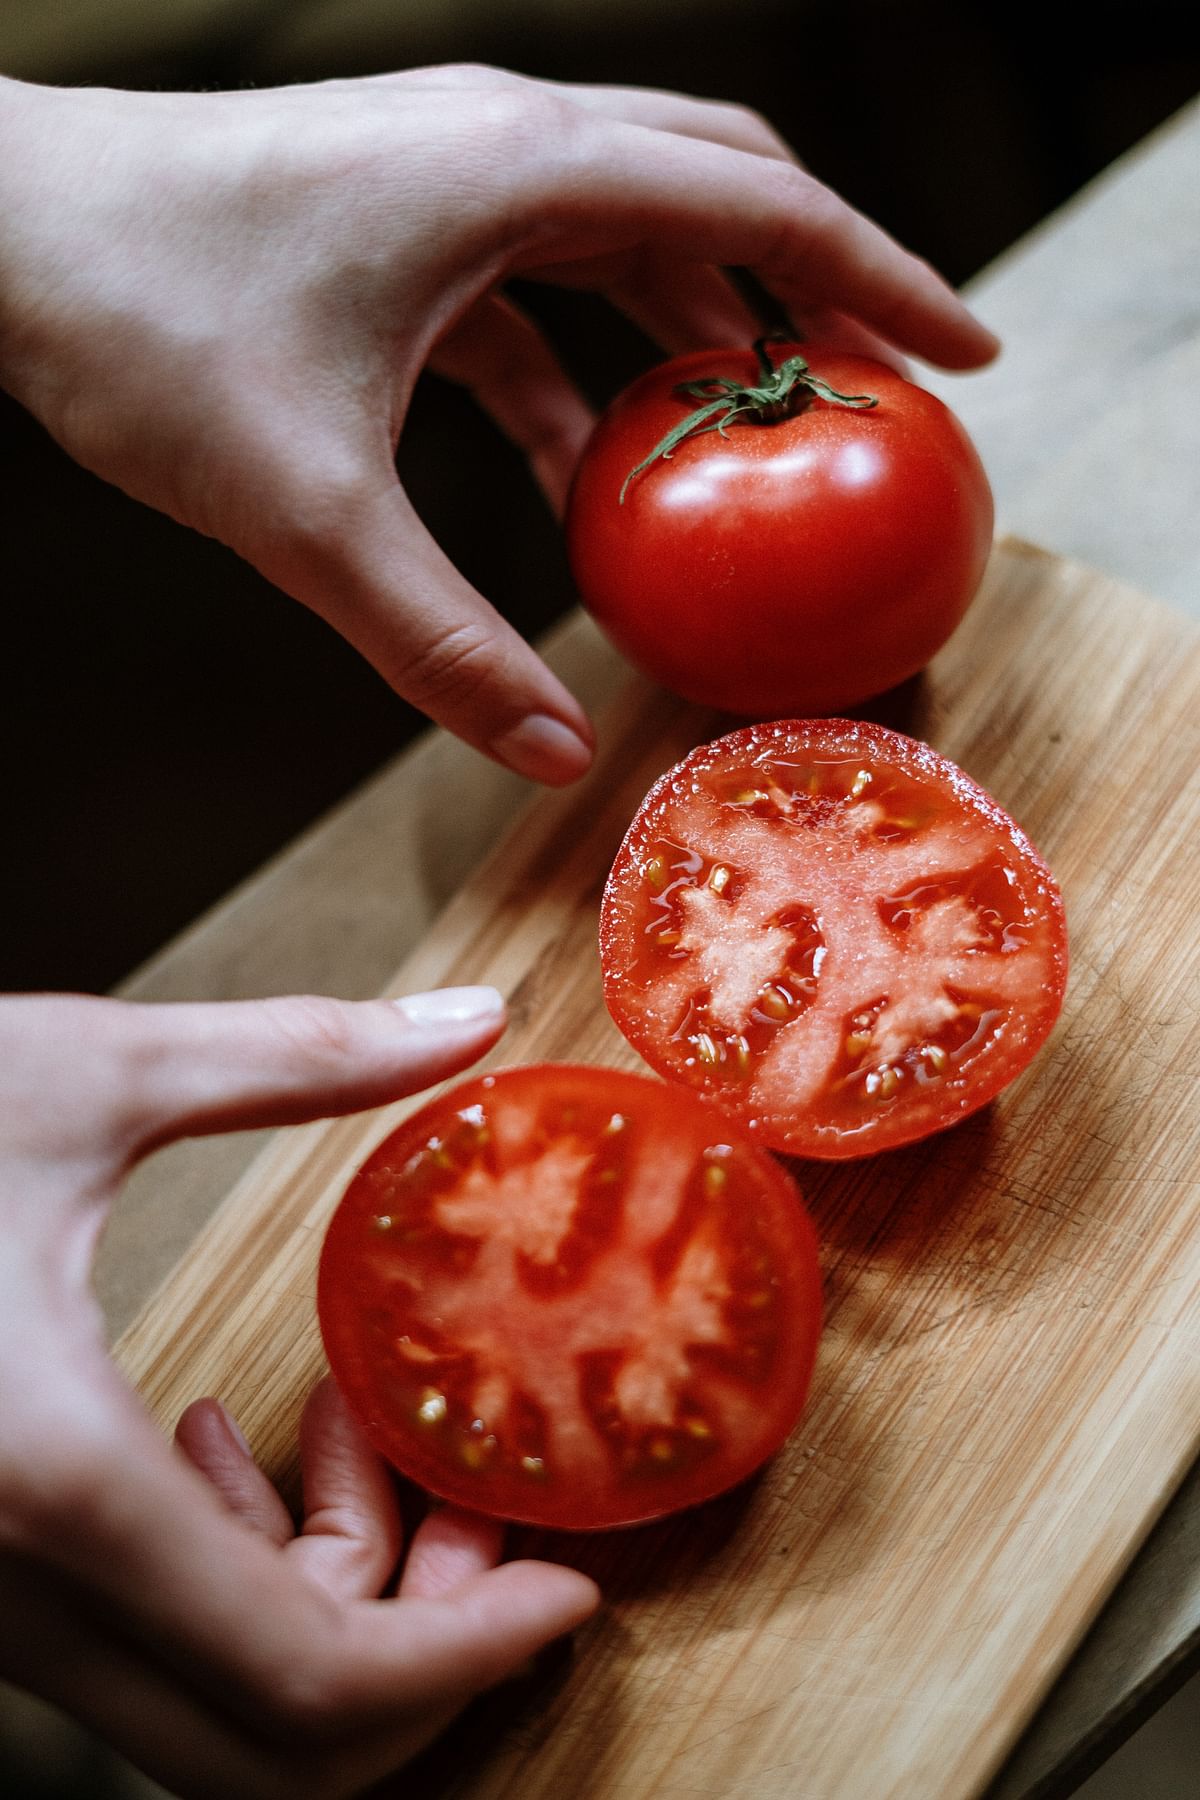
266, 481, 595, 786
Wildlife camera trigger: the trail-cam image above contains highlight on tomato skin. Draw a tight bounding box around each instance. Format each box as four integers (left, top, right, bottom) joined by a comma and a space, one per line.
564, 341, 994, 719
600, 720, 1069, 1160
317, 1064, 822, 1532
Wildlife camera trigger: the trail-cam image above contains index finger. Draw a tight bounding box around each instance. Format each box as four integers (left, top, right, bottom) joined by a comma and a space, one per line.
519, 119, 998, 371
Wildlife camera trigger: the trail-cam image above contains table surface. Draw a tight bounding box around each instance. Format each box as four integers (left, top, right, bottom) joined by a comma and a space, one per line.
101, 94, 1200, 1799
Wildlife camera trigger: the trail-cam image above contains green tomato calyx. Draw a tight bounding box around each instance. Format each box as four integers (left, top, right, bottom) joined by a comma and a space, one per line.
619, 339, 878, 505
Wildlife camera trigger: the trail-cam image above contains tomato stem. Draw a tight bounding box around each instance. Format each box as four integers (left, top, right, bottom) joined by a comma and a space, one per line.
619, 340, 878, 504
754, 334, 785, 382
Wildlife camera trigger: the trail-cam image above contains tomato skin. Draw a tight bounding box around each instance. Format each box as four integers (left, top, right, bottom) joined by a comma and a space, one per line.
565, 345, 993, 717
600, 721, 1068, 1159
318, 1064, 821, 1531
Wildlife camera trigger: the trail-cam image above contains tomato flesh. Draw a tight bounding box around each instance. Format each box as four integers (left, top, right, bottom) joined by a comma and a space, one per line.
318, 1065, 821, 1530
601, 722, 1068, 1158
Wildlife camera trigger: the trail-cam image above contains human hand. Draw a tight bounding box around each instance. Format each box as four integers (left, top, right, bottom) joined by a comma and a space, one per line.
0, 64, 997, 784
0, 988, 598, 1798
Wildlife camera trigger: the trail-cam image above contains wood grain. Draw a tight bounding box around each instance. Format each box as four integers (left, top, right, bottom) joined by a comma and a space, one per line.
115, 539, 1200, 1799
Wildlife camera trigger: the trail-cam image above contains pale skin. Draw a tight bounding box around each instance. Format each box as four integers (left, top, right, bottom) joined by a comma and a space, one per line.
0, 61, 998, 1796
0, 987, 599, 1799
0, 62, 997, 783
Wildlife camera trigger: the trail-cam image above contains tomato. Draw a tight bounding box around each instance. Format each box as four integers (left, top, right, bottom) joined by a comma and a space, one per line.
600, 720, 1067, 1159
565, 341, 993, 717
318, 1064, 821, 1531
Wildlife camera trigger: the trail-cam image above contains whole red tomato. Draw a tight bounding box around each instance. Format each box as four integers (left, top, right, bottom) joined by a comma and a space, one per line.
565, 342, 993, 717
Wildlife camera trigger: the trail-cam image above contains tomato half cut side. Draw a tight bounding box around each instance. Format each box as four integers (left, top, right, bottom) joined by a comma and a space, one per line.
318, 1064, 821, 1531
600, 721, 1068, 1159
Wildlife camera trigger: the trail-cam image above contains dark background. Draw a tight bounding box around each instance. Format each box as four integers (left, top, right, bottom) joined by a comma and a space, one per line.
2, 0, 1197, 995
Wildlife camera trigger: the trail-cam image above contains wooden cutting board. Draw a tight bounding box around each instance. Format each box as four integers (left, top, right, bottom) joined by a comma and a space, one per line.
115, 538, 1200, 1799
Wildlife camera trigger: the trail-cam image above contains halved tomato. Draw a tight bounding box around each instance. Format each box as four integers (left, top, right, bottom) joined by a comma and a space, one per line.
318, 1064, 821, 1531
600, 721, 1068, 1158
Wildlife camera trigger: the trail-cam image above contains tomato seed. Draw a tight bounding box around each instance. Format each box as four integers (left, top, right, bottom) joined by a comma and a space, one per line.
461, 1434, 498, 1470
642, 856, 668, 889
708, 864, 732, 894
417, 1390, 447, 1424
759, 987, 792, 1022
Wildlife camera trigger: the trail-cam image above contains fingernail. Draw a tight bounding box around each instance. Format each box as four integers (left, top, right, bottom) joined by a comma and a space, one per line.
218, 1401, 252, 1456
394, 986, 505, 1028
490, 714, 594, 785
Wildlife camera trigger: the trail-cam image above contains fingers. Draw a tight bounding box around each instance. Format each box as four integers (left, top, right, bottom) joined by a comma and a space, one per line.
177, 1383, 405, 1602
783, 304, 912, 372
383, 1559, 601, 1700
20, 1395, 598, 1775
524, 120, 998, 371
0, 987, 509, 1171
398, 1506, 505, 1601
0, 1535, 598, 1800
100, 986, 507, 1158
8, 1366, 599, 1786
428, 267, 756, 518
177, 1380, 563, 1649
595, 255, 763, 355
429, 292, 594, 516
269, 482, 595, 784
291, 1379, 402, 1602
175, 1399, 294, 1548
426, 273, 759, 509
160, 1392, 599, 1714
